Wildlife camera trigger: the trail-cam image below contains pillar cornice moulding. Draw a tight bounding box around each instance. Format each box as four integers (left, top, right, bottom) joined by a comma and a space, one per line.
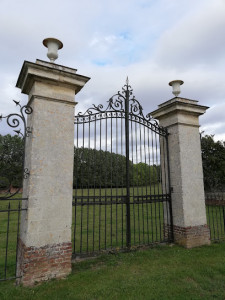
151, 97, 209, 120
16, 59, 90, 96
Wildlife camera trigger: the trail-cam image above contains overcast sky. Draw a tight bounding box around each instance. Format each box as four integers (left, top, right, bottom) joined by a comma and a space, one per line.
0, 0, 225, 140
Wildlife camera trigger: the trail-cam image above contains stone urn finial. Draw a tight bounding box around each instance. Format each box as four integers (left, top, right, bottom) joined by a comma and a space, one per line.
169, 80, 184, 97
43, 38, 63, 63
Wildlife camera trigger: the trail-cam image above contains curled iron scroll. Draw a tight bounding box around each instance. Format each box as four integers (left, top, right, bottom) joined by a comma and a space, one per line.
0, 100, 33, 199
75, 81, 161, 130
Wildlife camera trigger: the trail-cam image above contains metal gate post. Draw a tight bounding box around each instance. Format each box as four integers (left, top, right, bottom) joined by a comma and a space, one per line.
165, 133, 174, 242
125, 81, 131, 248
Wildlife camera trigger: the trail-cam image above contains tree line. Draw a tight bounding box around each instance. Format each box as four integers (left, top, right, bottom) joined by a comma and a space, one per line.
73, 147, 160, 188
0, 134, 24, 189
0, 134, 225, 191
201, 134, 225, 191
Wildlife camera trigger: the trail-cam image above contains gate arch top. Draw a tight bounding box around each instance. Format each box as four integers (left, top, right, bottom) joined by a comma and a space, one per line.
74, 80, 168, 136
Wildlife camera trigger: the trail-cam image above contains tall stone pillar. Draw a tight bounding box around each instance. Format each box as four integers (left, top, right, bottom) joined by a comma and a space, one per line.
16, 59, 90, 285
151, 97, 210, 248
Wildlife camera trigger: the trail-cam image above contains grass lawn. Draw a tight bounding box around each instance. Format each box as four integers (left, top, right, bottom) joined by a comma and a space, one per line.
206, 204, 225, 241
0, 242, 225, 299
1, 188, 225, 281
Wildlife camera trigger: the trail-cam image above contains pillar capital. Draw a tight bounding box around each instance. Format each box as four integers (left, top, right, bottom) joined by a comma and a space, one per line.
16, 59, 90, 102
151, 97, 209, 128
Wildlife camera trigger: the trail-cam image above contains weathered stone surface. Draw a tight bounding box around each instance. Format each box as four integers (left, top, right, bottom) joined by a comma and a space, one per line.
16, 60, 89, 284
151, 97, 210, 248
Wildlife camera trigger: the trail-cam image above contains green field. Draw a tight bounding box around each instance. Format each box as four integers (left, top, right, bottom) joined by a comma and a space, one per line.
0, 199, 23, 281
0, 243, 225, 299
206, 204, 225, 241
72, 186, 170, 255
0, 188, 225, 282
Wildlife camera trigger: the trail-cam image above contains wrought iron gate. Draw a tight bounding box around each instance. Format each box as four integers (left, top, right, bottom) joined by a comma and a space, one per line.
73, 80, 173, 257
0, 101, 32, 281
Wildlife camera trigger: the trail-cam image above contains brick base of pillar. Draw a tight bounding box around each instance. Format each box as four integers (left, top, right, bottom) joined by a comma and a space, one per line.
173, 224, 211, 248
163, 223, 174, 241
16, 239, 72, 286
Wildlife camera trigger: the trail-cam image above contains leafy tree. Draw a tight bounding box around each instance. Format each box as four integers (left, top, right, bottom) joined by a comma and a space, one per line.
73, 147, 127, 188
131, 163, 159, 186
0, 134, 24, 189
201, 135, 225, 191
73, 147, 160, 188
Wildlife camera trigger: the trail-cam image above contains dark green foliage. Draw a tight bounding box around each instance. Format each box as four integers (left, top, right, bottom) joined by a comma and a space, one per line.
201, 135, 225, 191
0, 134, 24, 189
0, 177, 10, 189
132, 162, 160, 186
73, 147, 159, 188
74, 147, 126, 188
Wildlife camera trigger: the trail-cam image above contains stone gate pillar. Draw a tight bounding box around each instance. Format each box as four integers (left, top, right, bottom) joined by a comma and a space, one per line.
151, 97, 210, 248
16, 59, 90, 285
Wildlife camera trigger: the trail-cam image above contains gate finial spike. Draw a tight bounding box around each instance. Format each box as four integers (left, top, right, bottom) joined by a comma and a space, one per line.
126, 76, 129, 85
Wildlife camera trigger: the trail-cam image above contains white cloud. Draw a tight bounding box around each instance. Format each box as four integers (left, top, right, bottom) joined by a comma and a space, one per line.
0, 0, 224, 142
154, 0, 225, 69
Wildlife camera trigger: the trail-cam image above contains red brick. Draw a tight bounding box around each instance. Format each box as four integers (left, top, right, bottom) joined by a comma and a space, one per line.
164, 224, 210, 248
16, 239, 72, 286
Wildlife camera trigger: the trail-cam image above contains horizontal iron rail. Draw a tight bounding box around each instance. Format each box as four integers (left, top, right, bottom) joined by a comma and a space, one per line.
75, 112, 167, 136
0, 198, 28, 201
72, 242, 168, 258
0, 208, 27, 212
0, 276, 22, 282
73, 194, 170, 200
72, 194, 170, 206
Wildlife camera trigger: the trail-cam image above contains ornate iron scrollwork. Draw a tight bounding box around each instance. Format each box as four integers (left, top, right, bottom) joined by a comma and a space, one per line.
75, 79, 167, 135
0, 100, 33, 199
0, 100, 33, 138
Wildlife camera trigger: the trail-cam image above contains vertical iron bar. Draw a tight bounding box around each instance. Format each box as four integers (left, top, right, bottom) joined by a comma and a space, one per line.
165, 133, 174, 242
207, 204, 212, 239
116, 116, 118, 246
148, 128, 154, 243
15, 202, 21, 277
86, 116, 91, 252
131, 118, 136, 245
211, 204, 216, 240
155, 131, 161, 241
74, 199, 77, 253
215, 204, 219, 240
73, 122, 79, 253
151, 129, 157, 241
5, 202, 10, 279
121, 117, 124, 247
135, 121, 140, 245
161, 137, 168, 241
105, 116, 108, 249
99, 118, 102, 250
217, 195, 222, 239
139, 122, 145, 243
110, 116, 113, 248
222, 206, 225, 235
80, 120, 85, 253
125, 84, 131, 248
93, 115, 97, 252
144, 125, 150, 244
